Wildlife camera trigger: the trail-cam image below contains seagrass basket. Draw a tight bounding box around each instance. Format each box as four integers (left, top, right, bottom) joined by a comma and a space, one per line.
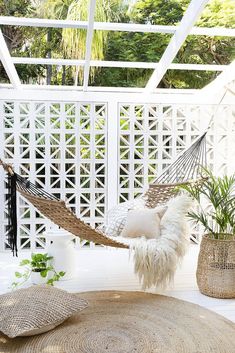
196, 234, 235, 298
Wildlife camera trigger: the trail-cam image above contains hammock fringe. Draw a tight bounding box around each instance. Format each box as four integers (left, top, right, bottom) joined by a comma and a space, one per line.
7, 173, 18, 256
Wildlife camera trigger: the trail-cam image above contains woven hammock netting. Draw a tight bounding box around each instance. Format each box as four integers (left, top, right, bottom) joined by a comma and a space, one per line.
15, 132, 207, 196
1, 131, 207, 255
155, 132, 207, 184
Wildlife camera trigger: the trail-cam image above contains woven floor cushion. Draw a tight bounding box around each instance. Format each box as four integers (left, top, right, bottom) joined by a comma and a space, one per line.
0, 285, 88, 338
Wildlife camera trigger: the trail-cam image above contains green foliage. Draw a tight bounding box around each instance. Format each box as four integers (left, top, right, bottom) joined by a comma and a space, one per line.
0, 0, 234, 87
30, 253, 53, 271
40, 0, 122, 84
11, 253, 66, 289
94, 0, 235, 88
180, 168, 235, 239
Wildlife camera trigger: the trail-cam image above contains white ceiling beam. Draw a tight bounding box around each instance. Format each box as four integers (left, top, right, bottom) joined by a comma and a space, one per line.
191, 27, 235, 37
12, 57, 225, 71
83, 0, 96, 91
1, 16, 235, 37
0, 83, 199, 94
13, 57, 85, 66
0, 29, 21, 88
144, 0, 210, 93
169, 63, 224, 71
0, 16, 88, 29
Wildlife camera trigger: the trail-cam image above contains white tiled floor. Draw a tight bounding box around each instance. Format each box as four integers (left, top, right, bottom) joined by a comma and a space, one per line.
1, 244, 235, 322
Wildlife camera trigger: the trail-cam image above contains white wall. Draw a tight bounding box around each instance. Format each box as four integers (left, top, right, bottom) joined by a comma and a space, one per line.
0, 89, 234, 252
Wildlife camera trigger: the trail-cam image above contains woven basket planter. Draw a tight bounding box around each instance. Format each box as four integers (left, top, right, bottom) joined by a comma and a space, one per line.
196, 234, 235, 298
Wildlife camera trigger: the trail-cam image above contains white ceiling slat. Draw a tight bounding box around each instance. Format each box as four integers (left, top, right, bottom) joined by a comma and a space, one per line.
0, 16, 88, 29
0, 29, 21, 88
169, 63, 224, 72
0, 16, 235, 37
191, 27, 235, 37
13, 58, 85, 66
0, 83, 199, 94
12, 57, 226, 72
144, 0, 210, 93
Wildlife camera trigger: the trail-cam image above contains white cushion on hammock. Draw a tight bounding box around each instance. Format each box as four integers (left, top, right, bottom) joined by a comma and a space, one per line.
100, 198, 145, 237
120, 206, 167, 239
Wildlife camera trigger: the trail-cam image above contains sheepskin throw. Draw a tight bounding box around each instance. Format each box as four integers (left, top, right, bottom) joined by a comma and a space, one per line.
115, 194, 193, 289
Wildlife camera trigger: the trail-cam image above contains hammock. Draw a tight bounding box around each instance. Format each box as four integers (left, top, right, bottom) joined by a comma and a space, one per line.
0, 132, 207, 256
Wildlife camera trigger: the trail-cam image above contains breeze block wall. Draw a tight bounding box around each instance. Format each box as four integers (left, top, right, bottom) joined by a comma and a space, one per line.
0, 99, 234, 251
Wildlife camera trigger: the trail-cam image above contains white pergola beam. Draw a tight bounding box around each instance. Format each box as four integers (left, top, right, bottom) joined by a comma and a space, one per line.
12, 57, 226, 71
0, 16, 235, 37
0, 29, 21, 88
191, 27, 235, 37
145, 0, 210, 93
13, 58, 85, 66
0, 16, 87, 29
169, 63, 224, 71
83, 0, 96, 91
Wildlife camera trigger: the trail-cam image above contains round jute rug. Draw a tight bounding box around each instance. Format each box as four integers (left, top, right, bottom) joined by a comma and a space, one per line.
1, 291, 235, 353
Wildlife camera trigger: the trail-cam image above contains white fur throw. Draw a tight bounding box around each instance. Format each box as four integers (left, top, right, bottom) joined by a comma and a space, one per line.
115, 194, 193, 289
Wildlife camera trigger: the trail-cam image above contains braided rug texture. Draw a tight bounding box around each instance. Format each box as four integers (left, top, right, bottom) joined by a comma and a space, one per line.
0, 290, 234, 353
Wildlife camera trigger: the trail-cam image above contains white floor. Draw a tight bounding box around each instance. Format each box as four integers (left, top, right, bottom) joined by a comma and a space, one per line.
0, 244, 235, 323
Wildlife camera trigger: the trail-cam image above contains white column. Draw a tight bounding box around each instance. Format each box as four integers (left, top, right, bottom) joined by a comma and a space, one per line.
107, 99, 119, 210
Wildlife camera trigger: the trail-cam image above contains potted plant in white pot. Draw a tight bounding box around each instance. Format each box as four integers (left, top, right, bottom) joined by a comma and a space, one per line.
12, 253, 65, 288
181, 169, 235, 298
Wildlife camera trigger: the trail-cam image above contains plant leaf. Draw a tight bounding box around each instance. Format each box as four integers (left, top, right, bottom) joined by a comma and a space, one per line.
40, 270, 48, 278
15, 271, 23, 278
20, 259, 30, 266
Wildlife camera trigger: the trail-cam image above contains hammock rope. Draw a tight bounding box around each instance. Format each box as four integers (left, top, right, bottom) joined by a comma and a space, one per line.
154, 132, 207, 184
0, 130, 207, 255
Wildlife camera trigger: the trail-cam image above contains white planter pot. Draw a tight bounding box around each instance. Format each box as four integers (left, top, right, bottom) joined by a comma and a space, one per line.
45, 229, 77, 280
31, 271, 48, 285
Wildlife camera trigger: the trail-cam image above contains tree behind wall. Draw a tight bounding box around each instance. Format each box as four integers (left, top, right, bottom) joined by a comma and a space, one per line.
0, 0, 234, 88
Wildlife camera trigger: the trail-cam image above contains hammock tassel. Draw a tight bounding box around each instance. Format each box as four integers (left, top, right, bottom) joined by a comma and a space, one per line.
7, 172, 18, 256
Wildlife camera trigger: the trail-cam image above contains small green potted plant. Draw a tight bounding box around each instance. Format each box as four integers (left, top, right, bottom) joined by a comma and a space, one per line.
12, 253, 65, 289
181, 168, 235, 298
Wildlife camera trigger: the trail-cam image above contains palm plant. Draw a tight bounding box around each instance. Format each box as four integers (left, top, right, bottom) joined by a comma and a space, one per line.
39, 0, 122, 85
180, 168, 235, 240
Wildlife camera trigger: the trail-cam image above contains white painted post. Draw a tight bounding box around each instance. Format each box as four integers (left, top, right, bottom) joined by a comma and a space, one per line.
83, 0, 96, 91
0, 29, 21, 88
107, 99, 119, 209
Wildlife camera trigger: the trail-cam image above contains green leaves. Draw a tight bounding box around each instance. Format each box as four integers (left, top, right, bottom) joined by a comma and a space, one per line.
11, 253, 66, 289
20, 259, 30, 266
1, 0, 234, 88
30, 253, 54, 271
11, 269, 31, 290
180, 168, 235, 238
15, 271, 23, 278
40, 270, 48, 278
46, 271, 66, 286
